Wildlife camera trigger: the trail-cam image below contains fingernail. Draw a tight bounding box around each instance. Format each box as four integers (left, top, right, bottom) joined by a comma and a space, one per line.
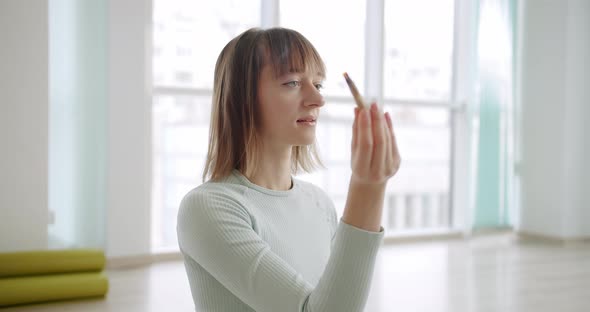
371, 103, 377, 111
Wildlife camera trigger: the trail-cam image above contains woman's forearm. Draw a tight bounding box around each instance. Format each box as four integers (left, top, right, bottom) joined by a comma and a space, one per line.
341, 178, 386, 232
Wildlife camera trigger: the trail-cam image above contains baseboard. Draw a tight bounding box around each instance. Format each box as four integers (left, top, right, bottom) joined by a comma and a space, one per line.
106, 251, 182, 269
517, 231, 590, 246
382, 226, 520, 245
383, 230, 464, 244
469, 226, 514, 235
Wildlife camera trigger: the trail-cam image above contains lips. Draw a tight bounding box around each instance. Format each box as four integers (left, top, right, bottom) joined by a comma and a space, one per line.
296, 116, 317, 122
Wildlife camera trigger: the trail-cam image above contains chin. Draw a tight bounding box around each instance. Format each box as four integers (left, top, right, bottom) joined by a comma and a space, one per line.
287, 129, 316, 146
292, 137, 316, 146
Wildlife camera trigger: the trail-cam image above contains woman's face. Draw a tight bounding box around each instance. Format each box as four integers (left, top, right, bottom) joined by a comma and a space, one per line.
257, 64, 325, 148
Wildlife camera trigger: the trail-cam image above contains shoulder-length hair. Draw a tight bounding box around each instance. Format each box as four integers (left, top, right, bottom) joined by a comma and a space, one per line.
202, 27, 326, 182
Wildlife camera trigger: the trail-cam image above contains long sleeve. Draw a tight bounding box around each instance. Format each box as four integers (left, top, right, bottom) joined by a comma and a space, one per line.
177, 189, 384, 312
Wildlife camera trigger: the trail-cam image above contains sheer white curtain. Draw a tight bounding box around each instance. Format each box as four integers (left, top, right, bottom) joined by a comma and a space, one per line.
48, 0, 107, 249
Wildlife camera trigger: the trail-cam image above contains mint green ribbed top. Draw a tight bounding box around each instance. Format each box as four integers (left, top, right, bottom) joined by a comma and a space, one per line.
177, 169, 384, 312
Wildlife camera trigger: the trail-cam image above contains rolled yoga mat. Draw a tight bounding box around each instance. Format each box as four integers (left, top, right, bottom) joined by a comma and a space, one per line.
0, 249, 105, 277
0, 272, 109, 307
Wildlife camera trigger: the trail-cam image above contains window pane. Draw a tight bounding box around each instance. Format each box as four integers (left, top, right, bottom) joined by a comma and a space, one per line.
153, 0, 260, 89
383, 0, 455, 101
384, 105, 451, 231
280, 0, 365, 97
152, 94, 211, 249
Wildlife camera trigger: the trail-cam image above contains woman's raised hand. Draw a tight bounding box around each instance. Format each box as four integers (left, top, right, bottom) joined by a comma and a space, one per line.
350, 102, 401, 186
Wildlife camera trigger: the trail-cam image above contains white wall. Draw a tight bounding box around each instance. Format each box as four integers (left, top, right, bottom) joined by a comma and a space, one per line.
563, 0, 590, 237
0, 1, 49, 251
518, 0, 590, 239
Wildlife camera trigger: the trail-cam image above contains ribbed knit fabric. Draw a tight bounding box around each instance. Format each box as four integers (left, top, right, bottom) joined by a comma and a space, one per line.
177, 169, 384, 312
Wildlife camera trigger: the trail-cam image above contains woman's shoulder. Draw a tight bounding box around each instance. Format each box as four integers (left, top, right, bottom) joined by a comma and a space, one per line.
177, 181, 254, 234
179, 178, 250, 214
191, 177, 247, 196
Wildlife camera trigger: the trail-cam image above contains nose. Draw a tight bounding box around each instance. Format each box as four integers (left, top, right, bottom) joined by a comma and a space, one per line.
303, 82, 325, 108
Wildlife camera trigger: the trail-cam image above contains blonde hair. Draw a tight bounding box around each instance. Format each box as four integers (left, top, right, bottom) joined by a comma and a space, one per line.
202, 27, 326, 182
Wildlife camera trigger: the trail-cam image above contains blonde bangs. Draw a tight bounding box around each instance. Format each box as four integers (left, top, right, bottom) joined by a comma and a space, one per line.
261, 29, 326, 80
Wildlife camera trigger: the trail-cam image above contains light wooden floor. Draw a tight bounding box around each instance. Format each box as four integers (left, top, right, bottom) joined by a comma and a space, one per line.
3, 233, 590, 312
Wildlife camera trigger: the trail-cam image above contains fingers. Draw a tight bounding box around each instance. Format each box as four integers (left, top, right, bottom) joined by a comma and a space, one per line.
385, 111, 393, 132
385, 112, 394, 176
354, 106, 372, 175
385, 111, 401, 173
351, 102, 400, 184
370, 103, 387, 176
352, 107, 359, 151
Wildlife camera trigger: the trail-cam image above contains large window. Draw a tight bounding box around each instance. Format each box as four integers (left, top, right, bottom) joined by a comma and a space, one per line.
383, 0, 455, 101
153, 0, 260, 89
152, 0, 456, 250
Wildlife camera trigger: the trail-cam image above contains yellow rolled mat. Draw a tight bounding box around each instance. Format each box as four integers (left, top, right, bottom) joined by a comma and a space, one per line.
0, 249, 105, 277
0, 272, 109, 307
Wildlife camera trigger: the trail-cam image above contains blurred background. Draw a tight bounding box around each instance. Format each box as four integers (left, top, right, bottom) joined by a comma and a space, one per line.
0, 0, 588, 259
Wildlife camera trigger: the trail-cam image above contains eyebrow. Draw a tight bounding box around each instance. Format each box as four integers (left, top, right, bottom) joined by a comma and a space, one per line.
279, 71, 325, 79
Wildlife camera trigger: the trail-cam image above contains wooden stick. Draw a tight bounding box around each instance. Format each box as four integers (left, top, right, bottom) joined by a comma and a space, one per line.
343, 72, 366, 109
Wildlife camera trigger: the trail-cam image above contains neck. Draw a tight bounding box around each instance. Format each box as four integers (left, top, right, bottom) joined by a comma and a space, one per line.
243, 144, 293, 191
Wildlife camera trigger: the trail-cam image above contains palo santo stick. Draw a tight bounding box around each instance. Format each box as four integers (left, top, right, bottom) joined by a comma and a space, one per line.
343, 72, 366, 109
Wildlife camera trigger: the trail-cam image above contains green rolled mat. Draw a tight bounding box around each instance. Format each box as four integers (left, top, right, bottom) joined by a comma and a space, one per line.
0, 249, 105, 277
0, 272, 109, 307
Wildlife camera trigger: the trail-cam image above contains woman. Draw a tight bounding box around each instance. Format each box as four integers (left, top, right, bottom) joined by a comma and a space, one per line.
177, 27, 401, 312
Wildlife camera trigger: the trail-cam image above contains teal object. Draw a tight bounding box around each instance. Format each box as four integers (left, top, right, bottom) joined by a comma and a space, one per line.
474, 73, 503, 227
473, 0, 516, 228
